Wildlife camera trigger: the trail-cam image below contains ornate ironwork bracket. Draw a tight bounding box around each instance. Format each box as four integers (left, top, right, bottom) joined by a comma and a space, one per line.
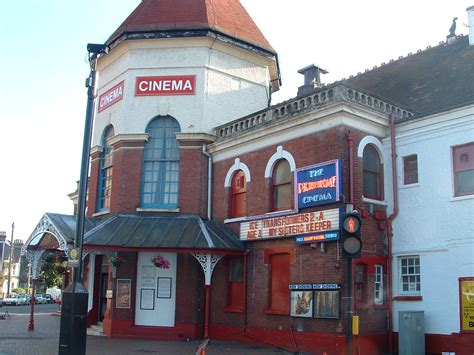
25, 250, 46, 280
192, 253, 224, 285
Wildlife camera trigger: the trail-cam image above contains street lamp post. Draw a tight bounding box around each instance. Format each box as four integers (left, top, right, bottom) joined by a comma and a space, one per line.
58, 43, 108, 355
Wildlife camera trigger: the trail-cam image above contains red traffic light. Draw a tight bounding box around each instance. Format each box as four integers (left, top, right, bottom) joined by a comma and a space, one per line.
342, 213, 361, 235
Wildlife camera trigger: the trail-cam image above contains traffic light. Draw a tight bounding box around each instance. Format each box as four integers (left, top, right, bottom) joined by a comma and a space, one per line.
341, 212, 362, 258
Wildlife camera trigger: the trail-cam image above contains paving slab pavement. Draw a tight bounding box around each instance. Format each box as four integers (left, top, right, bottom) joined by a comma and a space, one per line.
0, 312, 293, 355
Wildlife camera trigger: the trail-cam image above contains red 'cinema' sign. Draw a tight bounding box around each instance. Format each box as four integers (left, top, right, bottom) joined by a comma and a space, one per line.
135, 75, 196, 96
98, 81, 124, 113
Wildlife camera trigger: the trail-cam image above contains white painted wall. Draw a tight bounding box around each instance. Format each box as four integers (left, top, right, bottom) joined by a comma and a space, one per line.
385, 105, 474, 334
92, 38, 273, 145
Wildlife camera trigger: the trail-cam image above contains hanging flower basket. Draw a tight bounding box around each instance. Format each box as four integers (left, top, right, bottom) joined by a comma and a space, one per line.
151, 255, 171, 269
110, 256, 126, 268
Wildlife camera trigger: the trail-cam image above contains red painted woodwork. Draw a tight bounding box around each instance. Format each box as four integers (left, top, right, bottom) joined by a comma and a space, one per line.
231, 170, 247, 218
268, 253, 290, 314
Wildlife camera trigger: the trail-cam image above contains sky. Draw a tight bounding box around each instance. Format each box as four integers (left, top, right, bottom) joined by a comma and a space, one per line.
0, 0, 471, 243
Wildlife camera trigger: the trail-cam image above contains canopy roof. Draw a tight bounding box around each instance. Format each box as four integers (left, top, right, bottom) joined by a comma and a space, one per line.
23, 213, 242, 254
84, 214, 243, 251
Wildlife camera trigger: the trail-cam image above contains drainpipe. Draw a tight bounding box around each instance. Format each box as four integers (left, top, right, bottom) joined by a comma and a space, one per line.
346, 134, 355, 204
202, 145, 212, 220
387, 112, 399, 354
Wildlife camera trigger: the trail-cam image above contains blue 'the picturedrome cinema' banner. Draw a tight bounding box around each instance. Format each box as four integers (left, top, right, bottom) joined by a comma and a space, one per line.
296, 159, 342, 209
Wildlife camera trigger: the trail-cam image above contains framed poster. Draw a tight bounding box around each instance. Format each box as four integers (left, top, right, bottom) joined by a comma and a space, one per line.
140, 289, 155, 310
314, 290, 340, 319
157, 277, 172, 299
460, 277, 474, 332
116, 279, 131, 309
141, 266, 156, 288
290, 291, 313, 317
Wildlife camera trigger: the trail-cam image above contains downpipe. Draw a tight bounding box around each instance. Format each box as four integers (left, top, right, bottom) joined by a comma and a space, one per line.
387, 112, 399, 354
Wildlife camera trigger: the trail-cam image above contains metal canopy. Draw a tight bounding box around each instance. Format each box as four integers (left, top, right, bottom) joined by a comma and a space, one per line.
83, 214, 243, 251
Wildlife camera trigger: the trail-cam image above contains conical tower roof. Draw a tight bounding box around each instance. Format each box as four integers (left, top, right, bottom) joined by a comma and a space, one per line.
107, 0, 275, 55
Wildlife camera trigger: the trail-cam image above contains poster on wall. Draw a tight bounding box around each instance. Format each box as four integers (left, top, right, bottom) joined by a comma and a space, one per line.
140, 289, 155, 310
157, 277, 172, 299
290, 291, 313, 317
116, 279, 131, 309
296, 160, 342, 209
141, 266, 157, 288
460, 277, 474, 332
314, 290, 340, 319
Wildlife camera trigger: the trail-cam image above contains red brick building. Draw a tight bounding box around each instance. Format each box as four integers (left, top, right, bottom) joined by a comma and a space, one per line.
21, 1, 474, 354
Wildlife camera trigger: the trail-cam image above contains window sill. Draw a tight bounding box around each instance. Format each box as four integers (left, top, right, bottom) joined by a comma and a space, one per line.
265, 309, 289, 316
224, 307, 244, 314
136, 208, 180, 213
224, 216, 246, 224
450, 194, 474, 202
362, 196, 387, 206
93, 210, 110, 217
393, 295, 423, 301
399, 182, 420, 190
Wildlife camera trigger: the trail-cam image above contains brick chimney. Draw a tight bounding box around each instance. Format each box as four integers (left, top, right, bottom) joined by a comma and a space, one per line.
468, 6, 474, 46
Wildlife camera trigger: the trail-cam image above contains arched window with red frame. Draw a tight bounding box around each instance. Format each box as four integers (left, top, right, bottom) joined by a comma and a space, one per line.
272, 159, 293, 211
231, 170, 247, 218
363, 145, 383, 200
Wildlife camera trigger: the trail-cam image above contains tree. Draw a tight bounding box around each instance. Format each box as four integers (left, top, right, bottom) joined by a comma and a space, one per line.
38, 255, 68, 288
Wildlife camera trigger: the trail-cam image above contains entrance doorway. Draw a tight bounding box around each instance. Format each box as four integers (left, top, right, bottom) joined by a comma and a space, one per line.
135, 252, 177, 326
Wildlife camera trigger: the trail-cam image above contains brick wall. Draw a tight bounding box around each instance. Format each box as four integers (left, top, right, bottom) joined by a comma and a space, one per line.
210, 125, 388, 338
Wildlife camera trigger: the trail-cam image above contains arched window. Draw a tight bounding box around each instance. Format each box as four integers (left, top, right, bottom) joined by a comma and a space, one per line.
363, 145, 383, 200
231, 170, 246, 218
141, 116, 181, 208
272, 159, 293, 211
97, 126, 114, 211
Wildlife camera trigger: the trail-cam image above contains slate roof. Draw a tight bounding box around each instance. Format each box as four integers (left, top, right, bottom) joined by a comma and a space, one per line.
83, 214, 243, 251
107, 0, 275, 54
343, 36, 474, 116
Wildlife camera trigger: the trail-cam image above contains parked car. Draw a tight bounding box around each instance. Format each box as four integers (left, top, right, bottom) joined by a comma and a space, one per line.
2, 294, 24, 306
34, 294, 47, 304
18, 294, 30, 305
44, 294, 54, 304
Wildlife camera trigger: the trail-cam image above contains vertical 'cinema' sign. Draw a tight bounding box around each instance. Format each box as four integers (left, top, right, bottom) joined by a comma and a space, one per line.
135, 75, 196, 96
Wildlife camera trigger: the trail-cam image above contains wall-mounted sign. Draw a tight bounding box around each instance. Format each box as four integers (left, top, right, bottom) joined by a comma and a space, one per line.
98, 81, 124, 112
116, 279, 131, 309
67, 247, 79, 267
135, 75, 196, 96
295, 231, 340, 244
460, 277, 474, 332
296, 160, 342, 209
289, 283, 341, 290
240, 209, 340, 241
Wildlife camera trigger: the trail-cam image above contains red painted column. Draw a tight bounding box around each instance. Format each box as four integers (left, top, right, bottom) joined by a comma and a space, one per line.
204, 285, 211, 339
28, 279, 36, 331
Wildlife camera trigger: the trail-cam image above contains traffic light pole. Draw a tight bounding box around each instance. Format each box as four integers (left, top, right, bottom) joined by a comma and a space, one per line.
347, 257, 353, 355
